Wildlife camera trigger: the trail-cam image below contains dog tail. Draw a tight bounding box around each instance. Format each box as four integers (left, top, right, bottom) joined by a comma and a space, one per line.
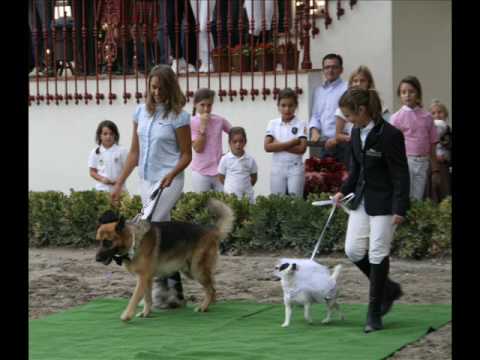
330, 264, 343, 282
207, 198, 235, 240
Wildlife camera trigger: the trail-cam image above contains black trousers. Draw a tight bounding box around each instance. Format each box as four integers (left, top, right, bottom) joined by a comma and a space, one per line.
28, 0, 54, 67
73, 0, 96, 74
211, 0, 248, 49
157, 0, 197, 66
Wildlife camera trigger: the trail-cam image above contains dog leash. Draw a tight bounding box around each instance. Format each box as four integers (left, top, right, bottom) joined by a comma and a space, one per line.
310, 193, 354, 260
120, 184, 164, 264
129, 184, 164, 225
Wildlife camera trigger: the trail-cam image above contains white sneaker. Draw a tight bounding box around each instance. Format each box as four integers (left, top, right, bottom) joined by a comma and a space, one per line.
198, 63, 212, 73
172, 58, 187, 73
171, 58, 187, 73
171, 58, 197, 73
186, 63, 196, 73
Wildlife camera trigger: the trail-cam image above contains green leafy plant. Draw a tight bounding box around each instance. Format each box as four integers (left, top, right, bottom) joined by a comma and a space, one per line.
28, 190, 451, 259
29, 191, 68, 247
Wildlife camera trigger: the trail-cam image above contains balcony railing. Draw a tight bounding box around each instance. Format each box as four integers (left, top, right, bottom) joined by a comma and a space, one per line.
28, 0, 357, 105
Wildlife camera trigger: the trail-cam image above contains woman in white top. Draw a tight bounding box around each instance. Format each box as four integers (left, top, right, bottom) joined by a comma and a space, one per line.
265, 88, 308, 197
334, 66, 391, 168
88, 120, 128, 193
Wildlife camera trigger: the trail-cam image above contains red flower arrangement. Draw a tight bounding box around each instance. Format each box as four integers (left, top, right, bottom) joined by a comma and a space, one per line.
254, 42, 274, 55
304, 156, 349, 196
230, 44, 252, 56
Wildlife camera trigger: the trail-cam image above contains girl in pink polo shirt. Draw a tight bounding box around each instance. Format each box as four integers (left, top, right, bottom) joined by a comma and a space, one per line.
190, 88, 232, 192
391, 76, 439, 200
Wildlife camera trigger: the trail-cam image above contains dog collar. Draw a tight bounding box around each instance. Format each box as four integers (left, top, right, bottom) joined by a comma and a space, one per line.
113, 254, 130, 266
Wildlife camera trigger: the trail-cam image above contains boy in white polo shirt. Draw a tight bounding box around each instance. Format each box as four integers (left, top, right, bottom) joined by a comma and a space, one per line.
88, 120, 128, 193
264, 88, 307, 197
218, 127, 258, 204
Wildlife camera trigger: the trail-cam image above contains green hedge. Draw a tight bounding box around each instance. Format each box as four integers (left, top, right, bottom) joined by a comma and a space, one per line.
28, 190, 451, 259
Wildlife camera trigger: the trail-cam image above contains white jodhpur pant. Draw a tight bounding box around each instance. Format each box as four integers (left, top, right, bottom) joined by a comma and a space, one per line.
224, 185, 255, 204
407, 155, 430, 200
191, 170, 224, 192
344, 202, 396, 265
270, 160, 305, 197
140, 174, 184, 222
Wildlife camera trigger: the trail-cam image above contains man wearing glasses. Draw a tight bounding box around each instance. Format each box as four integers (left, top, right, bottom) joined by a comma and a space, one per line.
309, 54, 348, 161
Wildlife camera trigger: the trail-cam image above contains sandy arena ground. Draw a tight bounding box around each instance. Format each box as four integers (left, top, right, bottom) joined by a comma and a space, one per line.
29, 248, 451, 359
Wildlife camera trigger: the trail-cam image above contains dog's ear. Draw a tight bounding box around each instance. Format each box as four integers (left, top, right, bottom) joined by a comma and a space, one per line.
292, 263, 297, 271
279, 263, 289, 271
99, 210, 120, 224
115, 216, 126, 233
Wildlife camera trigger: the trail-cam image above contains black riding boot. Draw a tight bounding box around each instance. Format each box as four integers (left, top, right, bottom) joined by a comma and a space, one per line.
364, 258, 389, 333
167, 272, 186, 308
152, 272, 186, 309
353, 255, 403, 316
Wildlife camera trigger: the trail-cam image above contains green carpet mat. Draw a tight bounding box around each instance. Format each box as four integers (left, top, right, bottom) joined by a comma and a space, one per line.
29, 299, 451, 360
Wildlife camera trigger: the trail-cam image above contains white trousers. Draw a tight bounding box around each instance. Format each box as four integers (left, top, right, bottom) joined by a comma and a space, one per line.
224, 185, 255, 204
407, 156, 430, 200
244, 0, 274, 36
139, 174, 184, 222
270, 161, 305, 197
344, 202, 396, 264
190, 0, 215, 69
191, 170, 224, 192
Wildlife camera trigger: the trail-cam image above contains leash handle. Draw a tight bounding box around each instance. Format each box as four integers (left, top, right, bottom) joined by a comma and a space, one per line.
310, 193, 355, 260
145, 185, 164, 222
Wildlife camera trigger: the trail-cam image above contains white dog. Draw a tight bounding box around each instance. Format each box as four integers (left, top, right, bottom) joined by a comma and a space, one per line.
275, 258, 344, 327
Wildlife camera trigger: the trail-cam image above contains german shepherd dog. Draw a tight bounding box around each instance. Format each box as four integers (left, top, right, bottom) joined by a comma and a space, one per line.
95, 199, 234, 322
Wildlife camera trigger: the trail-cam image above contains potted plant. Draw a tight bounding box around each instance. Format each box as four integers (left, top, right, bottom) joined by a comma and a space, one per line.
230, 44, 252, 72
277, 42, 299, 71
211, 47, 229, 72
254, 43, 274, 71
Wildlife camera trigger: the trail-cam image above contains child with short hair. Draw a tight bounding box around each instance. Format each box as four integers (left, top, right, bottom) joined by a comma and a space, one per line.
264, 88, 307, 197
218, 127, 258, 204
88, 120, 128, 193
190, 88, 232, 192
391, 76, 439, 200
427, 99, 451, 203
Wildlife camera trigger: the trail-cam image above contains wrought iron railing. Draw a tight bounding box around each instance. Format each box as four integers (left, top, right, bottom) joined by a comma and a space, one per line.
28, 0, 357, 105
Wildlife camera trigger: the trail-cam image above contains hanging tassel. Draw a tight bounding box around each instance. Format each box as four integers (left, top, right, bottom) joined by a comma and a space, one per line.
337, 0, 345, 20
324, 0, 333, 29
350, 0, 358, 10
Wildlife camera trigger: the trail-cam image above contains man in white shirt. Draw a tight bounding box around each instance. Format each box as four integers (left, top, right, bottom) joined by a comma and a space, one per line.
309, 54, 348, 161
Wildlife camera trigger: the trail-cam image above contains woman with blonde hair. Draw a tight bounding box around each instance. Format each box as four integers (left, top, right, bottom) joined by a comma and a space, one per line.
111, 64, 192, 309
334, 66, 390, 168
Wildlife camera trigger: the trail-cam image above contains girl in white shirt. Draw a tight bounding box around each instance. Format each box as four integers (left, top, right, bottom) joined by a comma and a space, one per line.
264, 88, 307, 197
218, 127, 258, 204
88, 120, 128, 193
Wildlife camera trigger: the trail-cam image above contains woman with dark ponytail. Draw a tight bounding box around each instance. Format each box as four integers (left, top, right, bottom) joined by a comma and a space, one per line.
332, 87, 410, 333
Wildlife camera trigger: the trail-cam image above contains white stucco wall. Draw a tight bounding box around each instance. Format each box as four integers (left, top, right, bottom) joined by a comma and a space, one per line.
29, 71, 322, 197
392, 0, 452, 123
29, 0, 452, 197
307, 0, 394, 111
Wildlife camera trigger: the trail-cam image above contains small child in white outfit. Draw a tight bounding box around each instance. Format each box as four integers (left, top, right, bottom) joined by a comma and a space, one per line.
88, 120, 128, 193
218, 127, 258, 204
264, 88, 308, 197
